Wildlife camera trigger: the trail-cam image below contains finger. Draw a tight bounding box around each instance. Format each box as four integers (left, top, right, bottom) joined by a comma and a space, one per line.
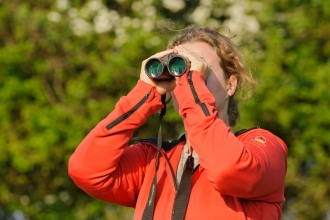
176, 46, 206, 70
175, 46, 211, 78
150, 49, 176, 59
177, 45, 205, 61
176, 46, 208, 68
141, 48, 176, 68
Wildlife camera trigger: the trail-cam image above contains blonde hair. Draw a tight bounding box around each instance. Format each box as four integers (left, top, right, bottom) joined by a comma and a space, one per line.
168, 25, 257, 126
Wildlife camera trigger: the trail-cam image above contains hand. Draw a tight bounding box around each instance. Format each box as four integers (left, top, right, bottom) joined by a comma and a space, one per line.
175, 45, 211, 79
140, 49, 179, 95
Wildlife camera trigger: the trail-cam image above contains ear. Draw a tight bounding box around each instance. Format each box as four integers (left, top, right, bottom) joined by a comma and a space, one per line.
226, 75, 237, 97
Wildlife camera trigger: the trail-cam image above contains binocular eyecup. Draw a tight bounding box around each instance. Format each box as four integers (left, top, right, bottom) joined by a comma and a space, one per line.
144, 54, 189, 80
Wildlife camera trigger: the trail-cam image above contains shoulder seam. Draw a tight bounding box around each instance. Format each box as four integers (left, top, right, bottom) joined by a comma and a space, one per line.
234, 126, 260, 136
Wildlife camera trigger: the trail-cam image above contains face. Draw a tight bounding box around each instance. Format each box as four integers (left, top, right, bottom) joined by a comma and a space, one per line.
173, 41, 237, 123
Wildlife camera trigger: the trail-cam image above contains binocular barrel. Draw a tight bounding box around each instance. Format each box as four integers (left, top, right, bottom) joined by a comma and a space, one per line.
145, 54, 189, 80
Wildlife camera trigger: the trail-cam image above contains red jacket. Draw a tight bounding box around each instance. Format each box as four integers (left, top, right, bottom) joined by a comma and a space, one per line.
69, 71, 288, 220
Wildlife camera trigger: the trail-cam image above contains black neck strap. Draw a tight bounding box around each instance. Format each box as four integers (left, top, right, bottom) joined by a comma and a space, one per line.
172, 150, 194, 219
141, 95, 166, 220
141, 123, 256, 219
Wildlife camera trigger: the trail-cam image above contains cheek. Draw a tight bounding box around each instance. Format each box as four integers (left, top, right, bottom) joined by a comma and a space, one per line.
206, 74, 228, 111
206, 74, 226, 96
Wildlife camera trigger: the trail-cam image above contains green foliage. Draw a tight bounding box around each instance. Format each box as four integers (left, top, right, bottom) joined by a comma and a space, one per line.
1, 0, 329, 219
238, 1, 330, 219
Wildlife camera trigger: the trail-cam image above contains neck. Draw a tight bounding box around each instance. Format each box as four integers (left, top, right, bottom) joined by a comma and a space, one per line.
218, 109, 230, 127
184, 134, 195, 155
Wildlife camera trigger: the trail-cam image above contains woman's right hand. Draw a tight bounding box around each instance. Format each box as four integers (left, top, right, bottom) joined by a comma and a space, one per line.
140, 49, 180, 95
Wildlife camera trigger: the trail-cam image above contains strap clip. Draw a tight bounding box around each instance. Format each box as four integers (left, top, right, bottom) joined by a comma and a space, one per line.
184, 156, 194, 174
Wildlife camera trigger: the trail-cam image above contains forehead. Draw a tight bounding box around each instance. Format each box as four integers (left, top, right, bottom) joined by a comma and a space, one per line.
181, 41, 220, 67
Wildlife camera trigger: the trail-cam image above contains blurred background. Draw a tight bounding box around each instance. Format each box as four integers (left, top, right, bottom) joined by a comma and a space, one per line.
1, 0, 330, 219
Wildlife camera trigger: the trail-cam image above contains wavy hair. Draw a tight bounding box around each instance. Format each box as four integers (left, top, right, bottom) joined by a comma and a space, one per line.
167, 25, 257, 126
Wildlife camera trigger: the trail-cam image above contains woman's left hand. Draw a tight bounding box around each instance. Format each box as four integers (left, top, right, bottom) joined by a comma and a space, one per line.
175, 45, 211, 79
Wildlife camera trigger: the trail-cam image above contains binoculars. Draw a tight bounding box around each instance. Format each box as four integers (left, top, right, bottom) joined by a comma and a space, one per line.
144, 54, 189, 80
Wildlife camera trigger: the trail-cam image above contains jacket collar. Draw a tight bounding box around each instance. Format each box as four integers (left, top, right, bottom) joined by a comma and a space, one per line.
132, 134, 186, 152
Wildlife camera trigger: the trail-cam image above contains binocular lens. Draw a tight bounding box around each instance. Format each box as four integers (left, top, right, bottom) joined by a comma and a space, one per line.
145, 59, 164, 78
145, 54, 188, 79
168, 57, 187, 76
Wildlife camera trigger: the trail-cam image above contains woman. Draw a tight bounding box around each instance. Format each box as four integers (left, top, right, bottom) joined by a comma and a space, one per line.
69, 25, 288, 220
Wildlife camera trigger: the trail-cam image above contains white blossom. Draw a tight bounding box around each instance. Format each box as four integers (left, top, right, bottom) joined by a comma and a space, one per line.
131, 1, 144, 12
224, 1, 260, 37
145, 36, 162, 48
70, 17, 92, 36
56, 0, 70, 11
145, 5, 156, 17
44, 194, 56, 205
68, 8, 78, 18
47, 11, 62, 22
20, 195, 30, 206
190, 6, 211, 24
87, 0, 104, 12
94, 9, 117, 33
142, 19, 154, 32
162, 0, 185, 13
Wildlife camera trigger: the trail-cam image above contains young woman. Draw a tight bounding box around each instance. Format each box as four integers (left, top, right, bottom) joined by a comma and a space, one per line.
69, 25, 288, 220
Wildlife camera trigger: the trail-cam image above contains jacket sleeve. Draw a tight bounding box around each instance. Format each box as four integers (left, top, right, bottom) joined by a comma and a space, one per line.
173, 71, 288, 200
68, 80, 163, 207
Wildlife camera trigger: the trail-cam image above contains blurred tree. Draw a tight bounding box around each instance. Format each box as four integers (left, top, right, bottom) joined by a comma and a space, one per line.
239, 0, 330, 219
0, 0, 235, 219
1, 0, 329, 219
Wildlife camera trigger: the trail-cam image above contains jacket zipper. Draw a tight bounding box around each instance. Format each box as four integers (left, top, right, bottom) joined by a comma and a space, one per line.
106, 91, 151, 130
187, 71, 210, 116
